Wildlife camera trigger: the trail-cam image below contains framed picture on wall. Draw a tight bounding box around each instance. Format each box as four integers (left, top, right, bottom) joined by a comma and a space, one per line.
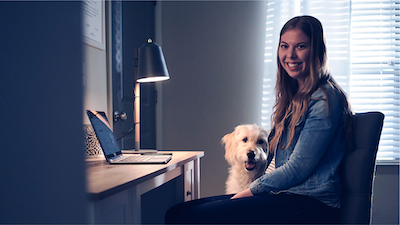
82, 0, 105, 50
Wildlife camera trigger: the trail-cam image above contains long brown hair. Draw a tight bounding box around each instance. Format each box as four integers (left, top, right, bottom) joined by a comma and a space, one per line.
269, 15, 352, 152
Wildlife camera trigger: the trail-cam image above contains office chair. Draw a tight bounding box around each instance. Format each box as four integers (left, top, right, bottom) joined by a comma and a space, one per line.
339, 111, 384, 224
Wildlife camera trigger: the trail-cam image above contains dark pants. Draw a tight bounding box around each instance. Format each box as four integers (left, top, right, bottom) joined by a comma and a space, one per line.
165, 194, 340, 224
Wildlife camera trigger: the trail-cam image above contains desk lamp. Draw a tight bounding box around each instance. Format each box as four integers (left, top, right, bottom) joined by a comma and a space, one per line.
134, 38, 169, 152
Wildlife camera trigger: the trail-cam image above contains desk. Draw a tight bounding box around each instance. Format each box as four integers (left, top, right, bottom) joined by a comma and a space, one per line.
86, 151, 204, 224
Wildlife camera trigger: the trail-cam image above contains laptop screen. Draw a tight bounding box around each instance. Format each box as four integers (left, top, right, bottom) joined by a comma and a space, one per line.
87, 110, 121, 158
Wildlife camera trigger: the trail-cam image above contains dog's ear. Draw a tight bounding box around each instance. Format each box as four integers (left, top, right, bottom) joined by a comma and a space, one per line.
222, 132, 235, 163
256, 125, 268, 138
221, 132, 230, 145
259, 127, 270, 150
222, 132, 233, 151
261, 128, 269, 137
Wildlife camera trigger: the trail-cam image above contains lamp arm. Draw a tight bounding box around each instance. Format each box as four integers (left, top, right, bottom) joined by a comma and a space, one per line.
134, 48, 141, 151
134, 81, 140, 151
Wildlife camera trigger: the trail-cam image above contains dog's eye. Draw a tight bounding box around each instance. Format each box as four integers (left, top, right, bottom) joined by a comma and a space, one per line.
257, 139, 265, 145
242, 137, 248, 143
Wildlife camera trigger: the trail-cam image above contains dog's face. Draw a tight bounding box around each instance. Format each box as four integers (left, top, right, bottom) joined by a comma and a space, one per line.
222, 124, 269, 171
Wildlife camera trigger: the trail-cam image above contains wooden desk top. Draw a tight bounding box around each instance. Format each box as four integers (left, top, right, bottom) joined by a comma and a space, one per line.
86, 151, 204, 201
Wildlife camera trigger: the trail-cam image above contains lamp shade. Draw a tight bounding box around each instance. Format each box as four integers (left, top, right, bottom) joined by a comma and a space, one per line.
137, 39, 170, 83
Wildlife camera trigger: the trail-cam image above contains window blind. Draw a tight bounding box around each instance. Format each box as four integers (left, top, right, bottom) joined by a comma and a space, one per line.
262, 0, 399, 164
350, 0, 400, 164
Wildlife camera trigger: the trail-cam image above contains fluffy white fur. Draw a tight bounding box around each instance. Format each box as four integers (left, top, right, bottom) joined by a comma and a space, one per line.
222, 124, 269, 194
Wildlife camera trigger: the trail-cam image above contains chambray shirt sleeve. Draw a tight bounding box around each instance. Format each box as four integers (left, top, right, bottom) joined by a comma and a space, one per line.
249, 90, 342, 195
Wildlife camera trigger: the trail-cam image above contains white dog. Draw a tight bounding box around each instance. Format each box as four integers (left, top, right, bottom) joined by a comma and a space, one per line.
222, 124, 269, 194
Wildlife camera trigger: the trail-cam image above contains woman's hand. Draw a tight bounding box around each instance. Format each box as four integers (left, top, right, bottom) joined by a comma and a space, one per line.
231, 188, 254, 199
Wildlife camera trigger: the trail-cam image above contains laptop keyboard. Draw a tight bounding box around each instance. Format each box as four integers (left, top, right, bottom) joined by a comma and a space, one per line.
113, 155, 151, 162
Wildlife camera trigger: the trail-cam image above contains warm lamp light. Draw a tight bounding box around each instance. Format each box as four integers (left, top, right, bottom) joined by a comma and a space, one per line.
133, 38, 170, 152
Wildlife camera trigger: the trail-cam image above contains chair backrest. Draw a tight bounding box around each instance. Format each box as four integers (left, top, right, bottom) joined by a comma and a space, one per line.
339, 112, 384, 224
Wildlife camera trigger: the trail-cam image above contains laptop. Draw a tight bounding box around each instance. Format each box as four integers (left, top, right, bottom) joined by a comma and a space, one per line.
86, 110, 172, 164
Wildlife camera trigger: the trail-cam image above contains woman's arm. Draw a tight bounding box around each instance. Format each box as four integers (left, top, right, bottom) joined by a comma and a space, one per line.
231, 188, 253, 199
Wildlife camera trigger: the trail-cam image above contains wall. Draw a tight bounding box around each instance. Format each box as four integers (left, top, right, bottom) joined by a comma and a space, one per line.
160, 1, 267, 197
372, 165, 399, 224
83, 45, 108, 124
0, 2, 87, 223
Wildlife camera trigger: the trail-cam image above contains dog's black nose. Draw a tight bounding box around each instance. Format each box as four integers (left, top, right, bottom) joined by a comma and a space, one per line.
247, 151, 255, 159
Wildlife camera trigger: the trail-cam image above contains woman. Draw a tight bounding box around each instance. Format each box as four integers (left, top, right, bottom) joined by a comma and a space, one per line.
165, 15, 352, 224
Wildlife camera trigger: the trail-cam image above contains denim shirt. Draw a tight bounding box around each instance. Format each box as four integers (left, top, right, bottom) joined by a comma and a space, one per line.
249, 83, 346, 208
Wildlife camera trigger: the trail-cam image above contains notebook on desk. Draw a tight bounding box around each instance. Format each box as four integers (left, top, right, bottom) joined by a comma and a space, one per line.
86, 110, 172, 164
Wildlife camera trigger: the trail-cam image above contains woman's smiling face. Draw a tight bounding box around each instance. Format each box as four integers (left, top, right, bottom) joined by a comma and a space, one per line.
278, 28, 311, 89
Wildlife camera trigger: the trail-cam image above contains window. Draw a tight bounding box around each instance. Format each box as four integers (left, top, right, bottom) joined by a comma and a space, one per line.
350, 0, 399, 164
262, 0, 399, 164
